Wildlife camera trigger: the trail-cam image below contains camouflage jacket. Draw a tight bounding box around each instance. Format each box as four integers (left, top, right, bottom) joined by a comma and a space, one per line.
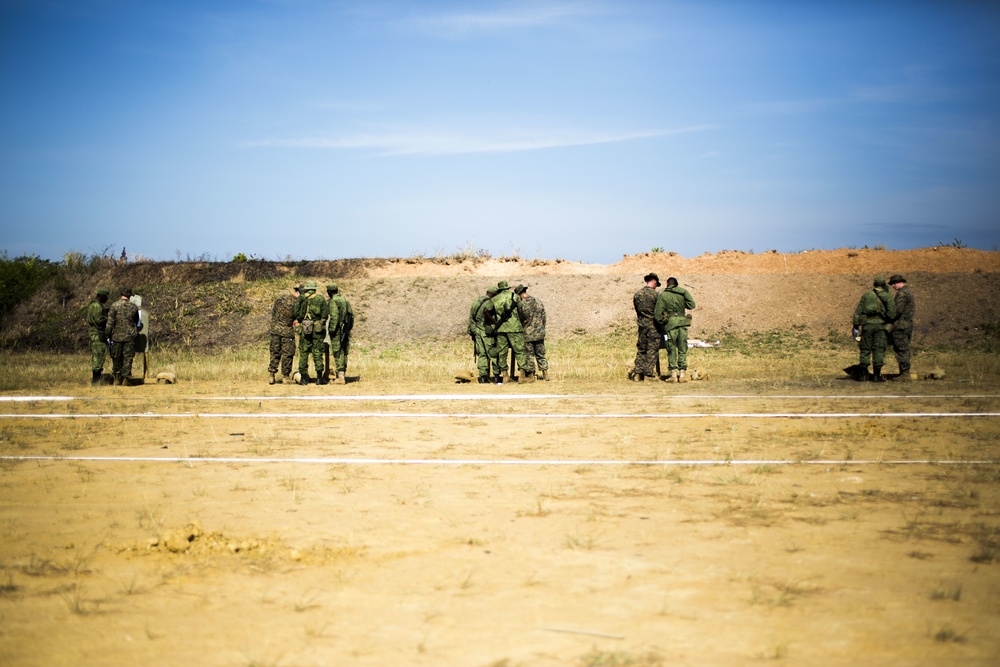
468, 295, 491, 335
491, 288, 523, 334
294, 292, 329, 329
85, 300, 108, 337
654, 287, 695, 331
269, 292, 298, 337
517, 295, 547, 342
633, 286, 658, 329
853, 287, 896, 327
328, 294, 353, 334
105, 298, 139, 342
892, 285, 915, 330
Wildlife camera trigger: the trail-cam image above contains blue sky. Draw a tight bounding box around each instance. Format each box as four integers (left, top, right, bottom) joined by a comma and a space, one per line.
2, 0, 998, 264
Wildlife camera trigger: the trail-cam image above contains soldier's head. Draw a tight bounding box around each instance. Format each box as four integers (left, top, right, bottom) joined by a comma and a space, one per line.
873, 275, 887, 288
304, 280, 317, 293
96, 287, 109, 303
514, 285, 527, 296
666, 277, 678, 288
496, 280, 510, 291
888, 274, 906, 289
119, 287, 133, 298
644, 273, 661, 288
327, 282, 339, 296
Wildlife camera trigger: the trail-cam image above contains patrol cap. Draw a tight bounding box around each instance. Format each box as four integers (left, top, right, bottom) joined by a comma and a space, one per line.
497, 280, 510, 290
96, 288, 109, 297
888, 274, 906, 284
119, 286, 133, 297
873, 275, 887, 287
513, 284, 527, 295
326, 282, 339, 293
644, 272, 661, 287
304, 280, 317, 291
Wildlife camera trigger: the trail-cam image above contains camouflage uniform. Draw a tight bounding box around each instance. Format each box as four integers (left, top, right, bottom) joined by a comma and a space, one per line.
268, 288, 298, 379
889, 275, 915, 376
86, 289, 109, 380
852, 276, 897, 380
654, 283, 696, 373
630, 279, 660, 379
105, 291, 140, 384
294, 285, 329, 382
491, 281, 529, 380
516, 289, 548, 376
327, 284, 354, 378
468, 291, 496, 381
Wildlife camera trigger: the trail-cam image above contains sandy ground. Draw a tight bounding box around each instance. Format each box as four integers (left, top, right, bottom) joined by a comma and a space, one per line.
1, 376, 999, 667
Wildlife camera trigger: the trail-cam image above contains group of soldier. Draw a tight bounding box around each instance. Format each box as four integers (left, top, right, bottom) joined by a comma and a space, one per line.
85, 286, 143, 385
268, 280, 354, 385
629, 273, 697, 382
467, 280, 548, 384
852, 274, 915, 382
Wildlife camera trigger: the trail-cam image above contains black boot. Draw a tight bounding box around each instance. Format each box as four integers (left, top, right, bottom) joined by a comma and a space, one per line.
298, 373, 309, 386
91, 371, 101, 385
494, 375, 503, 384
872, 366, 885, 383
317, 374, 329, 385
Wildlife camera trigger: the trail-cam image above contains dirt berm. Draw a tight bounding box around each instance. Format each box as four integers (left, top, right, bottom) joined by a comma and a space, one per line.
2, 246, 998, 350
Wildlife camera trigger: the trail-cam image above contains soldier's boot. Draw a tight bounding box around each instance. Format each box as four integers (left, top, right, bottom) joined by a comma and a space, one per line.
677, 370, 688, 383
477, 377, 487, 384
316, 373, 329, 385
276, 374, 286, 384
91, 371, 102, 385
540, 369, 548, 381
495, 374, 505, 385
334, 371, 346, 385
269, 372, 276, 385
520, 369, 536, 384
628, 370, 643, 382
113, 374, 123, 386
872, 366, 885, 383
298, 373, 309, 386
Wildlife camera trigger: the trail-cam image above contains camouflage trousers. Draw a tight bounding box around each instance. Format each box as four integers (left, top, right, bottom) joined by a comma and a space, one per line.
472, 332, 494, 378
523, 339, 548, 374
632, 325, 660, 376
298, 332, 325, 378
495, 332, 528, 376
268, 333, 295, 377
858, 324, 888, 370
890, 327, 912, 374
89, 332, 107, 374
109, 339, 135, 379
329, 330, 350, 373
664, 326, 689, 371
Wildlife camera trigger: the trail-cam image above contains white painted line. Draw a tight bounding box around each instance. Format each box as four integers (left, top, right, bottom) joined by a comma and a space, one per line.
0, 455, 995, 466
3, 394, 1000, 402
2, 412, 999, 419
0, 396, 73, 402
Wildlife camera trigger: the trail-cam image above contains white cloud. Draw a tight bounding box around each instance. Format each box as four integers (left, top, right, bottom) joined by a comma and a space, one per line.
247, 125, 712, 155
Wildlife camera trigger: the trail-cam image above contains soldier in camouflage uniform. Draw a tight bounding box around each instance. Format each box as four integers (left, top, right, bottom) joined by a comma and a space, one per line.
468, 287, 498, 383
629, 273, 661, 381
294, 280, 329, 385
105, 287, 141, 386
654, 277, 696, 382
852, 275, 896, 382
491, 280, 532, 383
86, 287, 110, 384
268, 284, 300, 384
515, 285, 549, 380
326, 283, 354, 384
888, 274, 915, 380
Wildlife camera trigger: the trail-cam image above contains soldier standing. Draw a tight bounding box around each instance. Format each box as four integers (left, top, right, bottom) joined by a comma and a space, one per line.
468, 287, 497, 383
654, 277, 696, 382
105, 287, 141, 386
326, 282, 354, 384
491, 280, 532, 383
294, 280, 329, 385
515, 285, 549, 380
629, 273, 661, 381
852, 275, 896, 382
888, 274, 915, 380
268, 284, 299, 384
86, 287, 110, 384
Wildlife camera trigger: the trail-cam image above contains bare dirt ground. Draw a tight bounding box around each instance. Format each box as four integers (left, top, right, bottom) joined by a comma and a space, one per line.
1, 248, 999, 666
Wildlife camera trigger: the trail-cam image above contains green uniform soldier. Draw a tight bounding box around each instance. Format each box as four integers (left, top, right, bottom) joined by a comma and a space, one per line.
888, 274, 915, 380
294, 280, 329, 385
654, 277, 696, 382
852, 275, 896, 382
515, 285, 548, 380
491, 280, 532, 383
86, 287, 110, 384
105, 287, 141, 386
629, 273, 661, 381
268, 285, 299, 384
468, 287, 498, 383
326, 283, 354, 384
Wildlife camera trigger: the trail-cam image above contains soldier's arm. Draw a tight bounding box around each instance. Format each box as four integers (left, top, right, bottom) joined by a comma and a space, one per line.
684, 290, 696, 310
105, 307, 116, 338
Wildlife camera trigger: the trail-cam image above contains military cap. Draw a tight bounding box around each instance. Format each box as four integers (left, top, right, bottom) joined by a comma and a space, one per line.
96, 288, 110, 297
888, 274, 906, 284
119, 287, 133, 297
304, 280, 317, 291
497, 280, 510, 290
326, 282, 339, 293
644, 272, 661, 287
513, 284, 527, 295
873, 275, 887, 287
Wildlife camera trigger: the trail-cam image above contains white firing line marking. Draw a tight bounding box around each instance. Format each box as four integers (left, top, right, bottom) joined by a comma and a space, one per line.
2, 412, 1000, 419
0, 455, 995, 466
4, 394, 1000, 402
